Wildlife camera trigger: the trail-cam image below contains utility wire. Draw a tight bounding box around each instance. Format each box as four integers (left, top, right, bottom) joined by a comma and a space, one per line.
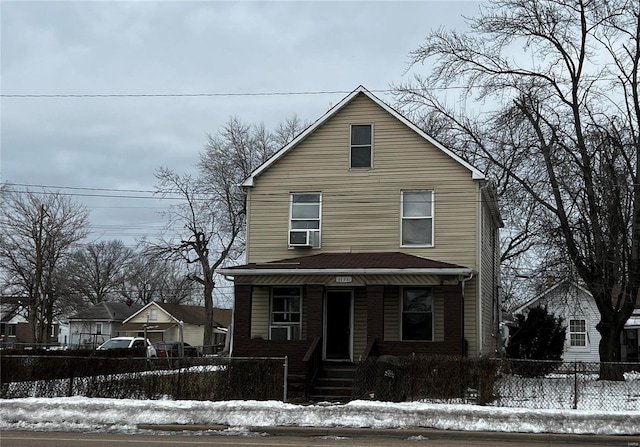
1, 89, 380, 98
1, 79, 624, 99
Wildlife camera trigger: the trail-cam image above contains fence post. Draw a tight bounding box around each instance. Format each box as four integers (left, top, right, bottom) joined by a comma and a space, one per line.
573, 361, 578, 410
283, 356, 288, 402
67, 358, 73, 397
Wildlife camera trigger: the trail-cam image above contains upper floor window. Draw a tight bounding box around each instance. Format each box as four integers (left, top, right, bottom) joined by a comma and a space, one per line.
401, 287, 433, 341
95, 323, 102, 335
350, 124, 372, 169
401, 190, 434, 246
289, 192, 321, 248
270, 287, 302, 340
569, 319, 587, 347
149, 308, 158, 321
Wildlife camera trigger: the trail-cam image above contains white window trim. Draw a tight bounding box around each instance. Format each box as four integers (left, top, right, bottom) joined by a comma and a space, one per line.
568, 318, 588, 349
269, 287, 302, 341
400, 190, 435, 248
288, 192, 322, 248
349, 123, 374, 170
400, 286, 435, 342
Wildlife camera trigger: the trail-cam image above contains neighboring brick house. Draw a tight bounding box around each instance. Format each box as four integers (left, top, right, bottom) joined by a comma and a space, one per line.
218, 86, 502, 396
0, 296, 59, 347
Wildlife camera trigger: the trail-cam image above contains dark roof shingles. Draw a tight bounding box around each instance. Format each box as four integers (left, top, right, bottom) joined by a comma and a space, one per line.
229, 252, 468, 271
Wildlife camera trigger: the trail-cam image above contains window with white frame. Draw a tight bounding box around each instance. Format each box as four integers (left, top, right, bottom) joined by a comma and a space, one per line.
149, 308, 157, 321
289, 192, 321, 247
270, 287, 302, 340
1, 323, 16, 336
569, 319, 587, 347
350, 124, 372, 169
96, 323, 102, 335
401, 190, 434, 246
401, 287, 433, 341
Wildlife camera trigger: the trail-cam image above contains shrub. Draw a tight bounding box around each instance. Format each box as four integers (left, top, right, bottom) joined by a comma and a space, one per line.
352, 355, 502, 404
505, 306, 566, 376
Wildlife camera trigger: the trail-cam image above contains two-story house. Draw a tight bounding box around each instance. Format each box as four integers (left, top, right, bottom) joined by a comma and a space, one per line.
218, 86, 502, 397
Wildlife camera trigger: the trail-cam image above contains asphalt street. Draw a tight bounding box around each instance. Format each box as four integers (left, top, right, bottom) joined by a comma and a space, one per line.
1, 427, 638, 447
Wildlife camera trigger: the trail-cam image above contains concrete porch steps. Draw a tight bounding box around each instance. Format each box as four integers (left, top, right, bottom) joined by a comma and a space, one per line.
309, 362, 357, 403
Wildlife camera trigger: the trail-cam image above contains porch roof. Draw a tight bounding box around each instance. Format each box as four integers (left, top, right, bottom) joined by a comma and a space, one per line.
218, 252, 474, 277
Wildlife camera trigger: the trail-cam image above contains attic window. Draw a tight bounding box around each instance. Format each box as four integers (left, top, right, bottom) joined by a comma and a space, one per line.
350, 124, 372, 169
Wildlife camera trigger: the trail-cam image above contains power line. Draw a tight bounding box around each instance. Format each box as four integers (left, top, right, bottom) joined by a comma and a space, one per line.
0, 89, 377, 99
2, 78, 624, 99
7, 182, 159, 194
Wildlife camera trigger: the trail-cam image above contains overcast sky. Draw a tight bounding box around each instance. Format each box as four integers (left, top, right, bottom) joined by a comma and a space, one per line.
1, 1, 480, 247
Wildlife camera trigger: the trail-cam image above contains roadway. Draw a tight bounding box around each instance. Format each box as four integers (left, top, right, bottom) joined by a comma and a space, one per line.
1, 428, 638, 447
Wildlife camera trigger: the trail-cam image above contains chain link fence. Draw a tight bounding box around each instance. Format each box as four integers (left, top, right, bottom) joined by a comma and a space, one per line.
351, 356, 640, 411
3, 353, 639, 410
1, 354, 286, 401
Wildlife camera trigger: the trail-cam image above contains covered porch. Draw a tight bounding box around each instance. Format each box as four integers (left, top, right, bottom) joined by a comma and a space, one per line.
220, 252, 476, 399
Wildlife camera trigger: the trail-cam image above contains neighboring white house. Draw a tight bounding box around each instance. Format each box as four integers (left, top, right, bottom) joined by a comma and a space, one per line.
623, 308, 640, 362
67, 302, 142, 349
511, 281, 601, 362
56, 320, 70, 347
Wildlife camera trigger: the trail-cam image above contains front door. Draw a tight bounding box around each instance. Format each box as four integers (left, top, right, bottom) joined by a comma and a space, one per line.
324, 290, 352, 361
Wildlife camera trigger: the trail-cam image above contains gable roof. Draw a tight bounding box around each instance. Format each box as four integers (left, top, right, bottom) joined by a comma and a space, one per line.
122, 302, 231, 328
219, 252, 474, 276
241, 85, 486, 187
510, 280, 593, 315
67, 301, 142, 322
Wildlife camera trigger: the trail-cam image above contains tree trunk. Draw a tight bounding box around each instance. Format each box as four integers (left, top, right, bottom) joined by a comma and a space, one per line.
597, 317, 626, 381
202, 275, 215, 355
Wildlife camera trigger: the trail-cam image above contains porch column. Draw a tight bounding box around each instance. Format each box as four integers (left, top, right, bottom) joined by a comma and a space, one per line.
366, 285, 384, 341
443, 284, 464, 355
304, 285, 324, 339
233, 284, 252, 342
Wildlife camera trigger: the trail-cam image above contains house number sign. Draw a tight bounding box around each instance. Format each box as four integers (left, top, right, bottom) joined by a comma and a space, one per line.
335, 276, 352, 283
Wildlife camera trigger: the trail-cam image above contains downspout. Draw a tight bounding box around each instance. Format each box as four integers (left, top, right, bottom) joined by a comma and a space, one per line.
222, 274, 235, 357
461, 273, 474, 357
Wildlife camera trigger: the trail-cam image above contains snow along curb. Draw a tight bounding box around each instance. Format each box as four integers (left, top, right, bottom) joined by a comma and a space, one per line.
1, 397, 639, 435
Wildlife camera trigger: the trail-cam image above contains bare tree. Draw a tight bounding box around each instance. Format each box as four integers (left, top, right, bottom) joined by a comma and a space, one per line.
150, 116, 306, 353
0, 185, 89, 343
123, 247, 195, 305
66, 240, 132, 305
394, 0, 639, 374
150, 168, 241, 354
273, 114, 309, 148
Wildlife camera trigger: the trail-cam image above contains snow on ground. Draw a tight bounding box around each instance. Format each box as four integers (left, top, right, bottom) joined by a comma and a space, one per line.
1, 397, 639, 435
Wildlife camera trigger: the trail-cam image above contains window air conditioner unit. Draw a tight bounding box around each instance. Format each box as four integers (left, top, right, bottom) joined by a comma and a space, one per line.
289, 229, 315, 247
270, 326, 293, 340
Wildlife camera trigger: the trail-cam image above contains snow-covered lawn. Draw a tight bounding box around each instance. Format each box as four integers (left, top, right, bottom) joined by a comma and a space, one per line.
490, 371, 640, 411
